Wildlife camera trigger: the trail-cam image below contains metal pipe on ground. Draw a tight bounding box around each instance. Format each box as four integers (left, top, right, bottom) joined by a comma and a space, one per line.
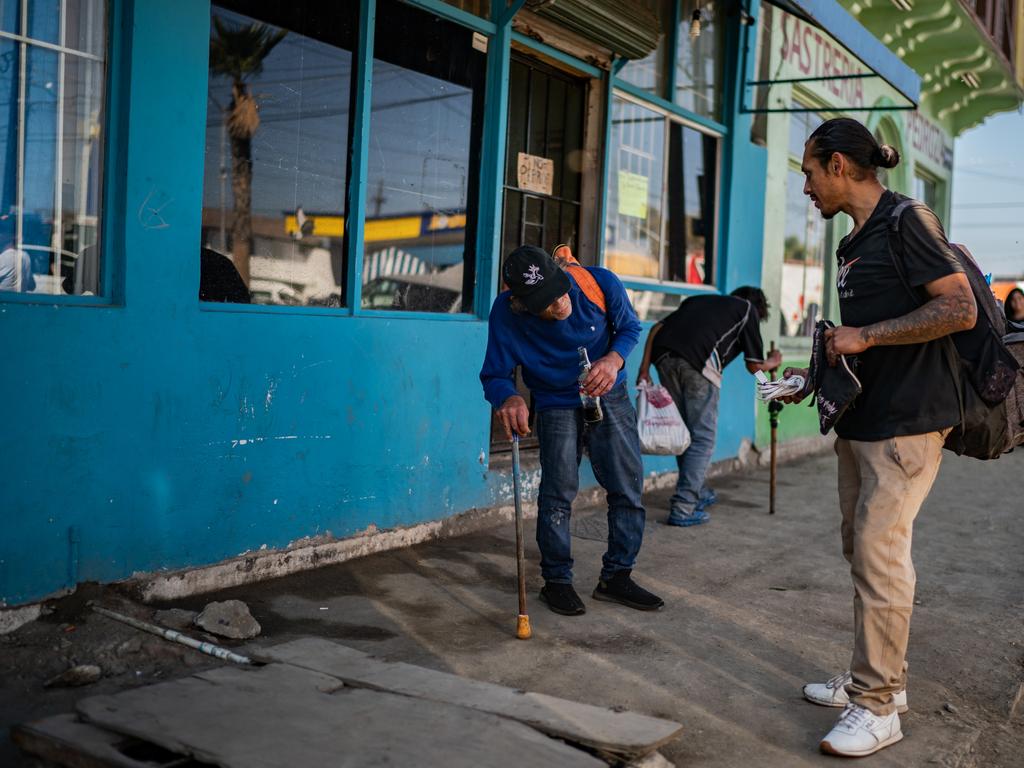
91, 605, 254, 665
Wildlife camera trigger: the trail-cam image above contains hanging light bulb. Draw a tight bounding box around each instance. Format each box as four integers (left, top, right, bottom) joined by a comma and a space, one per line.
689, 5, 702, 39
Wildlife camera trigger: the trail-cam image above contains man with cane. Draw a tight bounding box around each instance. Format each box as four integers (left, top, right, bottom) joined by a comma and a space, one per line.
480, 245, 663, 617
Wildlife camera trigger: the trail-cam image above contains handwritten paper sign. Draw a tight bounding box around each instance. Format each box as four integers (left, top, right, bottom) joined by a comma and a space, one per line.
617, 171, 649, 219
517, 152, 554, 195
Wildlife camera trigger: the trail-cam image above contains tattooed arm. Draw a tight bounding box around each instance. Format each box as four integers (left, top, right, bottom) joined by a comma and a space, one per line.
827, 272, 977, 357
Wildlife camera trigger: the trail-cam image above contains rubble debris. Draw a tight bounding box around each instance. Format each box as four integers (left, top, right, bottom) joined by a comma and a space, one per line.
93, 606, 253, 665
116, 637, 143, 656
44, 664, 101, 688
194, 600, 261, 640
154, 608, 197, 631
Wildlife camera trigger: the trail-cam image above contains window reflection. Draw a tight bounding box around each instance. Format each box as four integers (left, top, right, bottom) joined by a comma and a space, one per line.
788, 109, 822, 162
606, 96, 717, 286
361, 0, 486, 313
666, 123, 716, 285
626, 288, 685, 322
781, 168, 826, 337
914, 173, 939, 213
676, 0, 724, 121
617, 0, 673, 98
442, 0, 490, 16
605, 97, 664, 279
202, 2, 354, 307
0, 0, 106, 297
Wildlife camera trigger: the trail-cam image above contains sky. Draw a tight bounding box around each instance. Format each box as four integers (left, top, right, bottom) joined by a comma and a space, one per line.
949, 108, 1024, 279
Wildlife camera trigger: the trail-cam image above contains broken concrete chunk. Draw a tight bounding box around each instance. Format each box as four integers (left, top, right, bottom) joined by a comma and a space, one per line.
194, 600, 261, 640
44, 664, 102, 688
154, 608, 197, 631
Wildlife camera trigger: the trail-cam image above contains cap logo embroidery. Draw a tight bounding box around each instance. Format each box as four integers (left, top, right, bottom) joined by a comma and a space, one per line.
523, 264, 543, 285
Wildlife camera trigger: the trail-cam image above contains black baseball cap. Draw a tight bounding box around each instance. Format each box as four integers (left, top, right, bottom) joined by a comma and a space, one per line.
502, 245, 571, 314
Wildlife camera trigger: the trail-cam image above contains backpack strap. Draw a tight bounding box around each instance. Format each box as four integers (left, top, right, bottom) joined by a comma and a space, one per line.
552, 243, 606, 314
886, 200, 923, 306
886, 200, 965, 440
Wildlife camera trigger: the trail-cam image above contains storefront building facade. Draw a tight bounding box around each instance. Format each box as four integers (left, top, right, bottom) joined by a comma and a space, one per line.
0, 0, 936, 607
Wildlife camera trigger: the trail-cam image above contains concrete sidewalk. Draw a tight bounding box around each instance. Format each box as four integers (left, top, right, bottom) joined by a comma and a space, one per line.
4, 448, 1023, 766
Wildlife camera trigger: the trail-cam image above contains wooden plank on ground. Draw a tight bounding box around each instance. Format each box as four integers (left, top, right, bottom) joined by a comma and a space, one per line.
12, 713, 192, 768
75, 662, 603, 768
253, 637, 684, 760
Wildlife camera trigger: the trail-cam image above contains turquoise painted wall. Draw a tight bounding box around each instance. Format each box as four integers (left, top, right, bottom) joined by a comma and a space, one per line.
0, 0, 769, 606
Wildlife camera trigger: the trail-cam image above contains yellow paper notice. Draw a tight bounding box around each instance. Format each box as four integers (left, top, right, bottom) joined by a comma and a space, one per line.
618, 171, 648, 219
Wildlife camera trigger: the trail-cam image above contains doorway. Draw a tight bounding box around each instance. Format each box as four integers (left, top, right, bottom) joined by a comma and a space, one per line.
490, 55, 589, 455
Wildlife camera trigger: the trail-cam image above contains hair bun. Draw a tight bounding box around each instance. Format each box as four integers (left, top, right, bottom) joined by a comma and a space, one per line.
877, 144, 900, 169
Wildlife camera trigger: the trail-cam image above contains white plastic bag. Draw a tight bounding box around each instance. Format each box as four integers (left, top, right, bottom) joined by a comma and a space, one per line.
636, 382, 690, 455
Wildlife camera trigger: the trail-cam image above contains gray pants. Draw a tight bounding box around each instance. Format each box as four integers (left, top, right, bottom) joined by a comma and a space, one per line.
655, 356, 719, 515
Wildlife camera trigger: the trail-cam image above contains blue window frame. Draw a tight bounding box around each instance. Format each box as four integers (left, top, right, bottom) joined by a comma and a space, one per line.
0, 0, 109, 301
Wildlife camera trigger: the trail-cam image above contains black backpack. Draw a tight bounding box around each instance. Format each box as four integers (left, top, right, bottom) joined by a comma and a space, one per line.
887, 200, 1022, 459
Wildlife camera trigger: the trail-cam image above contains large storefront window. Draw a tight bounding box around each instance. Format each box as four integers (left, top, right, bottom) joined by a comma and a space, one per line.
361, 0, 485, 314
203, 2, 354, 306
0, 0, 106, 296
606, 95, 717, 286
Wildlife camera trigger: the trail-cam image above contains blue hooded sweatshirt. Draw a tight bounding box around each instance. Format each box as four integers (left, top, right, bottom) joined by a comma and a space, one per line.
480, 266, 642, 411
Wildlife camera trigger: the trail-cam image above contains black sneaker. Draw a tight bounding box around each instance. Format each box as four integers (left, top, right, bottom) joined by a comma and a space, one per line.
539, 582, 586, 616
592, 571, 664, 611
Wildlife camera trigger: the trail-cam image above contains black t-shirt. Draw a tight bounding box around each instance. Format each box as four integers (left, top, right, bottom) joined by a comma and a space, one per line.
834, 190, 963, 440
653, 295, 765, 386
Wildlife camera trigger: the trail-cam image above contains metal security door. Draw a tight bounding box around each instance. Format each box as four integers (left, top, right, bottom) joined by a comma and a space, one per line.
490, 56, 588, 455
500, 57, 587, 266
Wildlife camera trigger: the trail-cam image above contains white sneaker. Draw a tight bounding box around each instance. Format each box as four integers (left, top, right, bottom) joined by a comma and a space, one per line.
803, 671, 908, 714
820, 703, 903, 757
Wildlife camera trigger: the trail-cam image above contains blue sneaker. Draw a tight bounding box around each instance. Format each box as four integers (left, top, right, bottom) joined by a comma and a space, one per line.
695, 489, 718, 513
667, 508, 710, 527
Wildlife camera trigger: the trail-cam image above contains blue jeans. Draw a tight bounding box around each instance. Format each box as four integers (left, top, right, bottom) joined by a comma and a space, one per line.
655, 356, 719, 515
534, 383, 646, 584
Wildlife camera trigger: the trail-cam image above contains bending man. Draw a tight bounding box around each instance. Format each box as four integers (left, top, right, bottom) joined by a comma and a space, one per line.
481, 245, 663, 617
637, 288, 781, 526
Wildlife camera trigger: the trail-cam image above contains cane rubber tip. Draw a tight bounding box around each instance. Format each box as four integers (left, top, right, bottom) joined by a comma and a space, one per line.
516, 615, 532, 640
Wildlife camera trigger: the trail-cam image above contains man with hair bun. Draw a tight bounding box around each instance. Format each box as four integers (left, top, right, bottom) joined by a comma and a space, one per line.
783, 117, 977, 757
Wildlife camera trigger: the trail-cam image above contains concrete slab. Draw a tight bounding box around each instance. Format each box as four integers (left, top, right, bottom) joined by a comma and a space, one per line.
254, 637, 683, 760
76, 663, 603, 768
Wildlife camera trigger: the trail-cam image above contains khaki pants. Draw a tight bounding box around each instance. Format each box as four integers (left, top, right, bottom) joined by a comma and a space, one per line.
835, 431, 946, 716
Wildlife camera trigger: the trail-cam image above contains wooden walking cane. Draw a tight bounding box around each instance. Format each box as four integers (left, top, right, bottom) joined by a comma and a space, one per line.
768, 341, 782, 515
511, 434, 532, 639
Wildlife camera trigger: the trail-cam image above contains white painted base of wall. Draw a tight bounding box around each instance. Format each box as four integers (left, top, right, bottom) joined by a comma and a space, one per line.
1, 437, 835, 628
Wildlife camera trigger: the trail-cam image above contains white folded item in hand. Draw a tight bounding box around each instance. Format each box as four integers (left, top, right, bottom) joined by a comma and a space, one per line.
754, 370, 806, 401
